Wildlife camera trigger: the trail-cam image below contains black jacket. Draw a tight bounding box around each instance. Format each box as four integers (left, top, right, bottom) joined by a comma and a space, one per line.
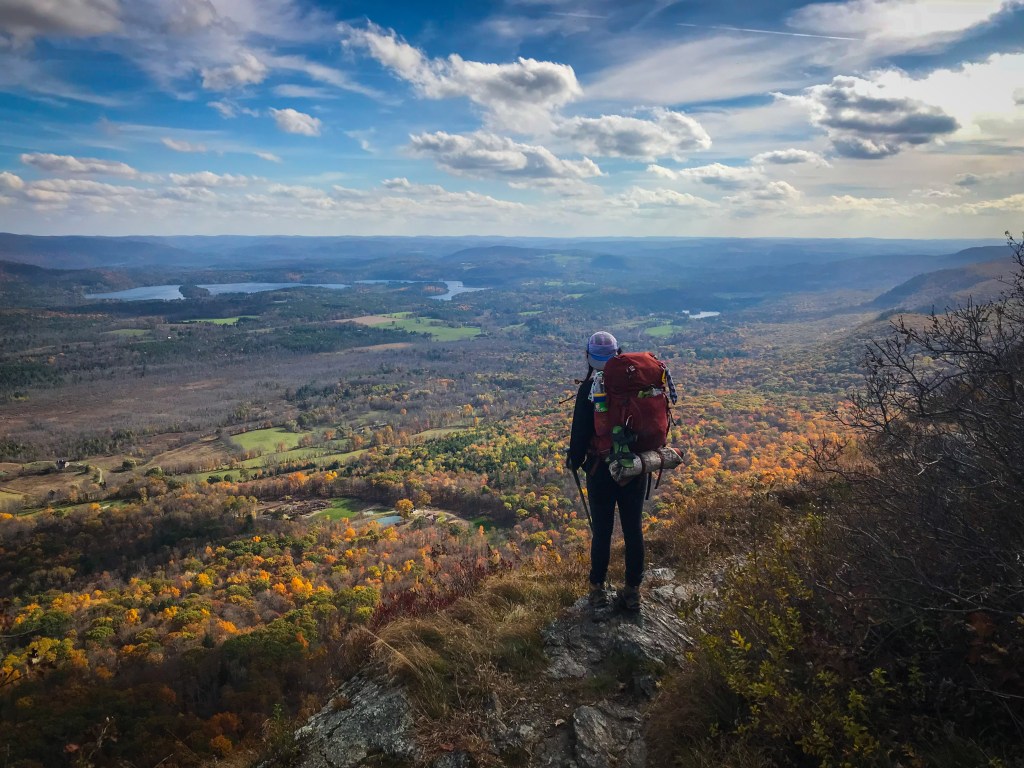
568, 375, 595, 471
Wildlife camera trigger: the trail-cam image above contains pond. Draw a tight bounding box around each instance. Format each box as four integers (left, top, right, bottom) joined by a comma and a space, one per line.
365, 514, 403, 528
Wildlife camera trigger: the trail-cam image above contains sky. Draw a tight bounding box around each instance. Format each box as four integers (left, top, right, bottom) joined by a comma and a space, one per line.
0, 0, 1021, 238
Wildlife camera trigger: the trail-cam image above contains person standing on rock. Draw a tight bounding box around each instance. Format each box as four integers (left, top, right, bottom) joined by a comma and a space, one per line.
567, 331, 649, 615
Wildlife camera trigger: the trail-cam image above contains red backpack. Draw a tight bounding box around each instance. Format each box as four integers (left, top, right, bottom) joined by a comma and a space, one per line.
591, 352, 671, 457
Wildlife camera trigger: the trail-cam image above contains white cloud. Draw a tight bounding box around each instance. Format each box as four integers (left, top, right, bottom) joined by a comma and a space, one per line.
104, 0, 336, 95
804, 194, 941, 216
161, 137, 207, 153
160, 186, 218, 203
267, 53, 381, 98
208, 100, 236, 118
206, 100, 260, 119
587, 32, 841, 105
20, 152, 138, 177
617, 187, 715, 209
725, 180, 803, 208
648, 162, 764, 189
254, 151, 282, 163
169, 172, 254, 187
273, 84, 331, 99
270, 107, 321, 136
25, 178, 141, 205
789, 0, 1017, 51
201, 51, 267, 90
0, 171, 24, 190
347, 130, 376, 153
339, 21, 581, 130
778, 75, 959, 158
648, 160, 806, 210
257, 178, 527, 220
370, 181, 526, 212
0, 0, 122, 40
958, 193, 1024, 214
267, 183, 327, 200
752, 149, 830, 167
409, 130, 601, 183
555, 109, 711, 161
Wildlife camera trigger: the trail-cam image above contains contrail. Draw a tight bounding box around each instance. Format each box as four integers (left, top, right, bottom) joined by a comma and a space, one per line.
677, 22, 859, 41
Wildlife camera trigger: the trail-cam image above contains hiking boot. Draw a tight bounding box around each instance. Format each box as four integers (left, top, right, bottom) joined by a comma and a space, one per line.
588, 583, 610, 612
614, 585, 641, 613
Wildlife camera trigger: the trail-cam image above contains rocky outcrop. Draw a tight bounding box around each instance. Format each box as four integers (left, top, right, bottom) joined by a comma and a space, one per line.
286, 566, 714, 767
289, 675, 419, 768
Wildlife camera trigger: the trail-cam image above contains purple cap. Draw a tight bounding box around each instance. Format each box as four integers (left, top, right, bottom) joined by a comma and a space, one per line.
587, 331, 618, 362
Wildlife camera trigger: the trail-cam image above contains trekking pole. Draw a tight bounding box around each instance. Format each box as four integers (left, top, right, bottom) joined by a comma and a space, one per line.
571, 467, 592, 531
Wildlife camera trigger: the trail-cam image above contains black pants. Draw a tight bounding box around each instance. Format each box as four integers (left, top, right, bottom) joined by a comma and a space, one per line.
587, 462, 646, 588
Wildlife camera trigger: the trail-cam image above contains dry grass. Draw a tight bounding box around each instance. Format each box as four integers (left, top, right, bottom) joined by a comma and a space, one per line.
146, 434, 231, 471
346, 314, 396, 326
367, 572, 576, 713
339, 555, 587, 763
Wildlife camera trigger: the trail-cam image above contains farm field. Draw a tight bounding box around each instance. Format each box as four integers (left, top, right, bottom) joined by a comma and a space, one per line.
227, 426, 314, 453
645, 322, 686, 337
179, 316, 259, 325
351, 312, 480, 341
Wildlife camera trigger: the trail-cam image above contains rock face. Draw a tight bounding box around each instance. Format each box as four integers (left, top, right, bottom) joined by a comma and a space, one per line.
573, 702, 646, 768
287, 566, 709, 768
524, 567, 696, 767
290, 675, 419, 768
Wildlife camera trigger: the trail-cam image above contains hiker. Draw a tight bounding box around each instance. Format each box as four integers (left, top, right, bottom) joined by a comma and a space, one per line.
568, 330, 658, 614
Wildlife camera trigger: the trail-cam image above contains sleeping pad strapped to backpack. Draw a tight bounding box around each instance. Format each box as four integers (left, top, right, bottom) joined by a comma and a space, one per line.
591, 352, 671, 459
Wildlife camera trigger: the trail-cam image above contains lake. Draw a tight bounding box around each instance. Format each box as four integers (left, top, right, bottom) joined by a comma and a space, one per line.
354, 279, 485, 301
86, 279, 486, 302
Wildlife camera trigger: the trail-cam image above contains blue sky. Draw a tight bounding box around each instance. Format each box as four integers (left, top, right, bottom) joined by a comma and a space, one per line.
0, 0, 1021, 237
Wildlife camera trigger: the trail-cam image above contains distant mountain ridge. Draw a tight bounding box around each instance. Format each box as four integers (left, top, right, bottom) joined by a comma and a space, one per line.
871, 256, 1012, 312
0, 233, 1001, 272
0, 233, 200, 269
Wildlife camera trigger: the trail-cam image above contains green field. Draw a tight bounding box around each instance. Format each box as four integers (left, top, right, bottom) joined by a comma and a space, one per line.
233, 446, 363, 469
228, 427, 314, 453
519, 310, 543, 316
383, 314, 480, 341
315, 497, 363, 520
645, 323, 687, 337
180, 316, 258, 325
176, 446, 365, 484
105, 329, 149, 337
